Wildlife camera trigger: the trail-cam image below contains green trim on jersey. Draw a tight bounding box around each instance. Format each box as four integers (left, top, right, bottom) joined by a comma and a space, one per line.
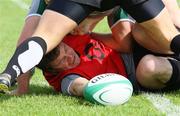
113, 8, 129, 23
37, 0, 47, 15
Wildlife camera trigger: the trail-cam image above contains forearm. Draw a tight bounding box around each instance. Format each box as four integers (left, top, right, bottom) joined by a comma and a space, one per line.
90, 32, 116, 49
107, 11, 134, 52
69, 77, 89, 97
91, 32, 132, 52
10, 71, 32, 96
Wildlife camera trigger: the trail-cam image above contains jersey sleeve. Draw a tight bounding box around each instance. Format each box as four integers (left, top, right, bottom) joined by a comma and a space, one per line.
110, 8, 135, 28
26, 0, 47, 19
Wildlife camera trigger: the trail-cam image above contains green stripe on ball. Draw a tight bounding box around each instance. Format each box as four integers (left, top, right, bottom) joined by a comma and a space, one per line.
83, 80, 132, 105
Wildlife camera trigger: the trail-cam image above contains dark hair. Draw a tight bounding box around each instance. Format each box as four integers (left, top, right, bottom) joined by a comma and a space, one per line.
37, 46, 60, 74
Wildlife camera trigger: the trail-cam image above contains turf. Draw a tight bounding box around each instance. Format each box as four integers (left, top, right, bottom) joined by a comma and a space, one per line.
0, 0, 180, 116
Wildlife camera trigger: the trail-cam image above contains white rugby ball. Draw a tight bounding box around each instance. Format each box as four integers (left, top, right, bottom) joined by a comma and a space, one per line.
83, 73, 133, 106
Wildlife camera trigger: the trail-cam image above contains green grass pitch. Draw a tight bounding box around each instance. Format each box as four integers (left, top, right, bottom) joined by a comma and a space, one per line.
0, 0, 180, 115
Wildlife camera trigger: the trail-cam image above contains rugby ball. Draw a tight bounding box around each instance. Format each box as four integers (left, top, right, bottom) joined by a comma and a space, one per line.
83, 73, 133, 106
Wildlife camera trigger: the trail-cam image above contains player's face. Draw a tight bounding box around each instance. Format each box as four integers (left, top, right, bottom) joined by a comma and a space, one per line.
50, 42, 80, 71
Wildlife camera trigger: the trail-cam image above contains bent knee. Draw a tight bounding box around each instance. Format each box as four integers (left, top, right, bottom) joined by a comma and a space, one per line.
136, 55, 166, 88
137, 55, 157, 78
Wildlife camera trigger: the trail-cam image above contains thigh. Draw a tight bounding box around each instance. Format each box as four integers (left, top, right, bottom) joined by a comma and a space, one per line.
46, 0, 94, 24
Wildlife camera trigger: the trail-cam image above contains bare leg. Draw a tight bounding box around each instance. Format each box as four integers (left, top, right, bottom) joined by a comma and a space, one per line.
0, 0, 94, 93
136, 55, 172, 89
0, 9, 77, 93
32, 10, 77, 53
132, 23, 170, 54
137, 8, 179, 54
17, 16, 41, 46
162, 0, 180, 29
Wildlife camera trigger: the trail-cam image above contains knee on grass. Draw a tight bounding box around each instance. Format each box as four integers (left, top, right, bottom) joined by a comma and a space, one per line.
136, 55, 172, 89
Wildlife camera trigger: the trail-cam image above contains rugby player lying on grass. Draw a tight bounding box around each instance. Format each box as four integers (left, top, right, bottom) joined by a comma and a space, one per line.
10, 13, 132, 96
11, 9, 180, 98
2, 0, 180, 94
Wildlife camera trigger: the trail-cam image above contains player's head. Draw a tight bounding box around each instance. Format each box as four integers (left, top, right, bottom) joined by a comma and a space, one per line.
37, 42, 80, 74
71, 9, 113, 35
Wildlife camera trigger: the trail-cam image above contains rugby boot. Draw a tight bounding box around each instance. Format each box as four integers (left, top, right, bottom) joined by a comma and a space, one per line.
0, 73, 11, 94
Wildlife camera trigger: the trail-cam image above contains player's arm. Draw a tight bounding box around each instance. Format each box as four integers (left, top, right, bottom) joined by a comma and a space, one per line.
61, 74, 89, 97
91, 25, 133, 53
69, 77, 89, 96
10, 0, 47, 94
10, 71, 32, 96
91, 8, 134, 53
90, 32, 130, 52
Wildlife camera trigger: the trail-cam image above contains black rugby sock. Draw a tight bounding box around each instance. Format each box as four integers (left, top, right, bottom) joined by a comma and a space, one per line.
166, 59, 180, 86
170, 34, 180, 55
2, 37, 47, 82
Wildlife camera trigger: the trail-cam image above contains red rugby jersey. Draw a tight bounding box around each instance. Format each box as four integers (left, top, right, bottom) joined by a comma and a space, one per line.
44, 34, 127, 92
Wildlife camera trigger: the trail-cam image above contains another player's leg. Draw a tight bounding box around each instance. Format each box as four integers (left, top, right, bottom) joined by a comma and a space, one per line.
120, 0, 180, 55
136, 55, 180, 91
0, 0, 93, 93
162, 0, 180, 29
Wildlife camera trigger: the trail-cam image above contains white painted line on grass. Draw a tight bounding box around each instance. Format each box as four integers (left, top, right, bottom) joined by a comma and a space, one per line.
11, 0, 29, 10
143, 93, 180, 116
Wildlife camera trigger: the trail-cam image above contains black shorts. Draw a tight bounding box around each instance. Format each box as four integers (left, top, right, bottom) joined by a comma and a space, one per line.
68, 0, 165, 22
68, 0, 145, 9
69, 0, 118, 11
47, 0, 94, 24
46, 0, 164, 24
133, 41, 176, 68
